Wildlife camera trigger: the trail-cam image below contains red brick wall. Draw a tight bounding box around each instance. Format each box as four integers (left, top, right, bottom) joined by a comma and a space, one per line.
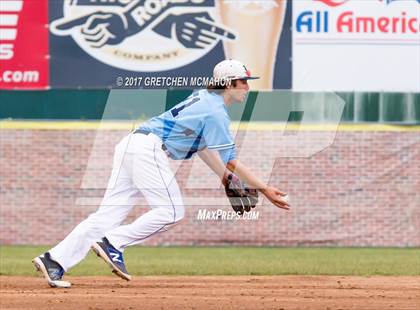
1, 128, 419, 246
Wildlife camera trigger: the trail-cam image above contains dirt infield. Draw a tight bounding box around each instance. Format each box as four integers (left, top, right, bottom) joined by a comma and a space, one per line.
1, 276, 419, 310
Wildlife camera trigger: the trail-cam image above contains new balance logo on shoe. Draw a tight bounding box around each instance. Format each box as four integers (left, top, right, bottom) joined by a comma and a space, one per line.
91, 238, 131, 281
110, 251, 122, 263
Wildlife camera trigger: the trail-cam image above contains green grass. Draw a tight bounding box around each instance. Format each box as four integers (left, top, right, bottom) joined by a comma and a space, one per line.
1, 246, 419, 276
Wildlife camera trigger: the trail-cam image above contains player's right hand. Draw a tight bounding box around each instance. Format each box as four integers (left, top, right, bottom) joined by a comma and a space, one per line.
51, 12, 129, 48
261, 186, 290, 210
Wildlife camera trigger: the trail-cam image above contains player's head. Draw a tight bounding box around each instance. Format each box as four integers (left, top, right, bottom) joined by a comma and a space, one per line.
208, 59, 259, 103
213, 59, 259, 82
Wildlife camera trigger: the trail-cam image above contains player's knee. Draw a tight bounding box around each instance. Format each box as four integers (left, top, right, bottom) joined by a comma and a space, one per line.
172, 198, 185, 222
160, 205, 184, 224
174, 206, 185, 222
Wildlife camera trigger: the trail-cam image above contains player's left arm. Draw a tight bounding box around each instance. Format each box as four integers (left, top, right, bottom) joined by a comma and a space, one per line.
198, 149, 289, 210
199, 113, 288, 210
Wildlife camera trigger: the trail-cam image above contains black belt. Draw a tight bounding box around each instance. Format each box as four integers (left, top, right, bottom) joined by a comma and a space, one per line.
133, 129, 169, 153
134, 128, 151, 135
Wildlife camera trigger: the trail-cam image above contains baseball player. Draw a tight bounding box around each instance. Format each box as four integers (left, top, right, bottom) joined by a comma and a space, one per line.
32, 59, 290, 288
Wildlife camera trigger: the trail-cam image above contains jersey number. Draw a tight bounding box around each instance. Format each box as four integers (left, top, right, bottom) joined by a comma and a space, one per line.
170, 95, 200, 117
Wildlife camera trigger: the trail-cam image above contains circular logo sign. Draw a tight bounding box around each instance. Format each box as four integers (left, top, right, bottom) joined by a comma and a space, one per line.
50, 0, 236, 72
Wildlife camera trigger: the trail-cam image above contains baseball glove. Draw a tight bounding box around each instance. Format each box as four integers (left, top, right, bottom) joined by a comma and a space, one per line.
224, 174, 259, 215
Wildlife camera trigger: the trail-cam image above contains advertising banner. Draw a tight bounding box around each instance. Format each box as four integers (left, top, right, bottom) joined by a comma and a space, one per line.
49, 0, 292, 89
293, 0, 420, 92
0, 0, 49, 89
4, 0, 418, 92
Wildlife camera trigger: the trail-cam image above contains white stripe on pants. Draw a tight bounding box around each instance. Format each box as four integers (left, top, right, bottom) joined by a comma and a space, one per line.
49, 133, 184, 271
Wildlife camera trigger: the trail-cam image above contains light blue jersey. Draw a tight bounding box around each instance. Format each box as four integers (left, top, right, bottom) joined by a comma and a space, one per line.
139, 90, 236, 163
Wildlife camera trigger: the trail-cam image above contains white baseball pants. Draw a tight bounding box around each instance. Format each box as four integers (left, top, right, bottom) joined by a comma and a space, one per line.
49, 133, 185, 271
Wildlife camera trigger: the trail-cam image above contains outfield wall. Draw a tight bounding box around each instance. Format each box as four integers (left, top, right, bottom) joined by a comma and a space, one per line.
1, 91, 419, 123
0, 124, 419, 247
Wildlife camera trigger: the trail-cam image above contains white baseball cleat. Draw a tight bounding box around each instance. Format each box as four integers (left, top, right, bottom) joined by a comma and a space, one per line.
32, 253, 71, 288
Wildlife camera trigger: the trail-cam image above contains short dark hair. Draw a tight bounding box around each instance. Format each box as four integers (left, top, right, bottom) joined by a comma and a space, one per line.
206, 79, 237, 92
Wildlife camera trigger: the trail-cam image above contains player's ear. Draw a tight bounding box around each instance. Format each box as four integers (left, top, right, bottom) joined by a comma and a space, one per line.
226, 79, 235, 90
